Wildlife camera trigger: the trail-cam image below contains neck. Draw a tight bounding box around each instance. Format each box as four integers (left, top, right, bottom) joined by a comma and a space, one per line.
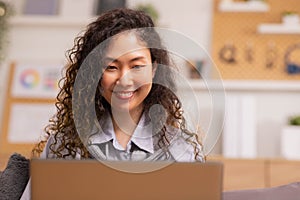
111, 106, 144, 149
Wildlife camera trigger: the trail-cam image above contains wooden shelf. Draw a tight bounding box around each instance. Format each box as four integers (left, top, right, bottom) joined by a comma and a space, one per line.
257, 23, 300, 34
218, 1, 269, 12
185, 80, 300, 92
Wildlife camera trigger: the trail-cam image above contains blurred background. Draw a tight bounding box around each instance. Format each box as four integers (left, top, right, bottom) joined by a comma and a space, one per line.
0, 0, 300, 190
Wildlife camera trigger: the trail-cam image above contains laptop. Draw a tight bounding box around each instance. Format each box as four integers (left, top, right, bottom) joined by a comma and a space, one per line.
30, 159, 223, 200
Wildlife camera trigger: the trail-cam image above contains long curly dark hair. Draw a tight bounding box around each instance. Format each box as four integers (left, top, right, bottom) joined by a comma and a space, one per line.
32, 8, 203, 160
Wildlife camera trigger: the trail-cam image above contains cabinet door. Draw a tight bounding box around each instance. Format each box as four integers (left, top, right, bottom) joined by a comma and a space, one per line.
208, 157, 266, 191
269, 160, 300, 187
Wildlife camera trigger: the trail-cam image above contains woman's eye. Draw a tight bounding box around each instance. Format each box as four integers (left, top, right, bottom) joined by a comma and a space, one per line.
105, 65, 117, 71
133, 65, 146, 69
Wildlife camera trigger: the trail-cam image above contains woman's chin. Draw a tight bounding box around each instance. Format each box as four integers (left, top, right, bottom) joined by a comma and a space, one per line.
111, 105, 130, 113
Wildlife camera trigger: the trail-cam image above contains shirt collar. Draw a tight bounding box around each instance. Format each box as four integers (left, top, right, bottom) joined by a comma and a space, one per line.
130, 113, 154, 153
88, 112, 154, 154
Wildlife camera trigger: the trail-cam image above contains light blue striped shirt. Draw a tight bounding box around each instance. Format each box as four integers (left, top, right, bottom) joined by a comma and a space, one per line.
20, 112, 204, 200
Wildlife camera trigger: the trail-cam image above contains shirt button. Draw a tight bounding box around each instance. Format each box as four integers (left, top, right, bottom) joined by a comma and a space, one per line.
131, 151, 147, 161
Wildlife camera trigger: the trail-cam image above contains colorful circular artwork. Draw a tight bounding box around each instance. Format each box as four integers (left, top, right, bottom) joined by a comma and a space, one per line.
20, 69, 40, 88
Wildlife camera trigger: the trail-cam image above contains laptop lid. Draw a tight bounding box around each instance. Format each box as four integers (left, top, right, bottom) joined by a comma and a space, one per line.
31, 159, 223, 200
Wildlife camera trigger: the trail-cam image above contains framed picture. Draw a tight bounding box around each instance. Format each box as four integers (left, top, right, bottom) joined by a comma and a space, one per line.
186, 60, 205, 79
0, 63, 59, 157
95, 0, 126, 15
23, 0, 58, 15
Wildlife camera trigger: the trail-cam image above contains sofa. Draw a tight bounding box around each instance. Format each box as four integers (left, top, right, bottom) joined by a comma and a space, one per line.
223, 182, 300, 200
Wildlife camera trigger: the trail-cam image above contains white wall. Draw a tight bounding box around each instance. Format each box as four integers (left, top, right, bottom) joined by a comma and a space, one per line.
127, 0, 213, 52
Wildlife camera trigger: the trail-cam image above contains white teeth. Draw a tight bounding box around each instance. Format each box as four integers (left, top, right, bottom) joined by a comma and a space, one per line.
115, 91, 133, 98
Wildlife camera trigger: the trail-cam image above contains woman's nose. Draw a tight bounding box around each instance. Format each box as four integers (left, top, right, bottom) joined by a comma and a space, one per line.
116, 69, 133, 86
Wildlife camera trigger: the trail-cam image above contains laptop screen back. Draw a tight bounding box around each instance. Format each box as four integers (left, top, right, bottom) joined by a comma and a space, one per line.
31, 159, 223, 200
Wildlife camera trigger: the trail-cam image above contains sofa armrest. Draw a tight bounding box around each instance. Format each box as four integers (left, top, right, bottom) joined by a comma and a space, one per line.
0, 153, 30, 200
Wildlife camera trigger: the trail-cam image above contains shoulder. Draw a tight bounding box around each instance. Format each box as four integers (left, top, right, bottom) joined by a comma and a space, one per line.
39, 136, 54, 159
40, 135, 81, 159
166, 127, 205, 162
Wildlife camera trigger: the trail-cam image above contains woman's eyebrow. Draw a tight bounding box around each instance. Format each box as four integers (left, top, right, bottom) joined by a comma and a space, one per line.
104, 57, 117, 63
104, 56, 147, 63
130, 56, 147, 62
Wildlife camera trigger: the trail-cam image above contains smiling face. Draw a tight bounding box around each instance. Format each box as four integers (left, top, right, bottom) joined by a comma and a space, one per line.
100, 32, 155, 117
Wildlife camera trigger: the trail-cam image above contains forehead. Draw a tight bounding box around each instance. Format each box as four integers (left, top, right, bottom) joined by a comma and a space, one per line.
106, 32, 148, 58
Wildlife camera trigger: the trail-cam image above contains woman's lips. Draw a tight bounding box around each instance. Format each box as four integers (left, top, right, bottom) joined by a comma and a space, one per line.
113, 91, 135, 100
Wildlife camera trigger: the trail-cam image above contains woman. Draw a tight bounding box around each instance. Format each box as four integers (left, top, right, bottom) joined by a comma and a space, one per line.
32, 8, 204, 162
21, 7, 205, 200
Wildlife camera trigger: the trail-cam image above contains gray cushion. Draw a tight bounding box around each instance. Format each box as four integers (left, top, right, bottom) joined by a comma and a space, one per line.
0, 153, 30, 200
223, 182, 300, 200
